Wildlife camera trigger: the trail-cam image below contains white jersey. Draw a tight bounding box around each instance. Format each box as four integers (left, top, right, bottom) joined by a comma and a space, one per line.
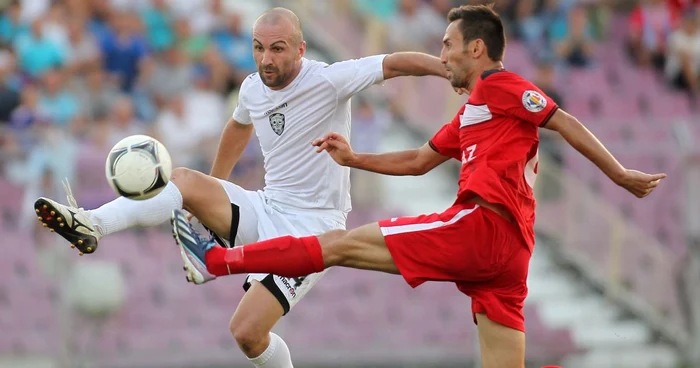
232, 55, 387, 221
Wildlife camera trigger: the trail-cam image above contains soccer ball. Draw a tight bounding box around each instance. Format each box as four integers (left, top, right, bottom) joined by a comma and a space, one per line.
105, 135, 172, 200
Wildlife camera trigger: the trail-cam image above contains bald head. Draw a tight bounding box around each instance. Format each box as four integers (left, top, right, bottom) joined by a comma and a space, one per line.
253, 7, 303, 45
251, 7, 306, 90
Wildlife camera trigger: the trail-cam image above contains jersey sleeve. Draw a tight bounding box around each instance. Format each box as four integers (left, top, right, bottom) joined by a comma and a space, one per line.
231, 74, 253, 125
428, 107, 463, 161
483, 74, 559, 127
321, 55, 387, 100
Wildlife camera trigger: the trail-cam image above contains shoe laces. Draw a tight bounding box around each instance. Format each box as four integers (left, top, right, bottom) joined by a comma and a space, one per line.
62, 179, 83, 212
191, 226, 214, 247
62, 178, 102, 236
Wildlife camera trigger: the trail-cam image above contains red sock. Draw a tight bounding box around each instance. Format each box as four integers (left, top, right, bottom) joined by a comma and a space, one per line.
205, 236, 325, 277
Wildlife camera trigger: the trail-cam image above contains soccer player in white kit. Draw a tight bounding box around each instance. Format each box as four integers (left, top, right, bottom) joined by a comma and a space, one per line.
33, 7, 450, 368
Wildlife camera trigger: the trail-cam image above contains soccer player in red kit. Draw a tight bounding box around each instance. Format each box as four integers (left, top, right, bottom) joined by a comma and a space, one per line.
172, 5, 666, 367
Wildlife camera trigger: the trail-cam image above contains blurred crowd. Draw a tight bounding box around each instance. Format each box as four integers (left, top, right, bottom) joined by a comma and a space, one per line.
0, 0, 398, 230
331, 0, 700, 175
627, 0, 700, 98
0, 0, 268, 216
350, 0, 700, 100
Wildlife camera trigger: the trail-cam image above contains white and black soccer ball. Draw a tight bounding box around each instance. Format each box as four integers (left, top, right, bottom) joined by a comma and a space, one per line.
105, 135, 172, 200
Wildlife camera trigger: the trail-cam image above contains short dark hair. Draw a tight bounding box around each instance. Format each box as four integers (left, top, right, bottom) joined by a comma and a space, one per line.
447, 4, 506, 61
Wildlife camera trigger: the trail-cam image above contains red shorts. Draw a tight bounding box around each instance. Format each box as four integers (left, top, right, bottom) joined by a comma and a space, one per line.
378, 203, 531, 332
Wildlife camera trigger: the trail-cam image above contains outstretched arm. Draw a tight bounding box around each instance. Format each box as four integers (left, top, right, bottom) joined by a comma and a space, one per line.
382, 52, 447, 80
544, 109, 666, 198
312, 132, 450, 176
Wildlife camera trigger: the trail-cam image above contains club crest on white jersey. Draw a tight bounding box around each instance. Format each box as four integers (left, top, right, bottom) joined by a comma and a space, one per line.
269, 113, 285, 136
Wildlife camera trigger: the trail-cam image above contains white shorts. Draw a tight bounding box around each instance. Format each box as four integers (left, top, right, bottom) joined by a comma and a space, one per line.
211, 179, 346, 314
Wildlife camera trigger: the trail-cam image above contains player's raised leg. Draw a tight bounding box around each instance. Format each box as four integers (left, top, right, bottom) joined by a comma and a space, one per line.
35, 167, 233, 255
475, 313, 525, 368
173, 207, 396, 281
178, 221, 394, 281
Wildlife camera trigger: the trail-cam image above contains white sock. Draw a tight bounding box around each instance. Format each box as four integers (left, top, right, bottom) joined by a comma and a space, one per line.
248, 333, 293, 368
87, 182, 183, 236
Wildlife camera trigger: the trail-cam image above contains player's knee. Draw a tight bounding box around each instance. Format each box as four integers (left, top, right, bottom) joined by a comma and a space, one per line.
170, 167, 196, 191
229, 319, 268, 357
170, 167, 213, 209
171, 166, 204, 183
171, 168, 196, 205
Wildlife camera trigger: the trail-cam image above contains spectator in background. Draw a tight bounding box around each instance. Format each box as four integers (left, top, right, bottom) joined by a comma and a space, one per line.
386, 0, 446, 53
534, 60, 564, 166
352, 0, 398, 54
627, 0, 673, 71
0, 1, 25, 46
15, 18, 64, 77
354, 0, 398, 21
37, 68, 78, 127
349, 97, 390, 208
0, 48, 20, 121
41, 1, 70, 52
155, 95, 208, 170
180, 0, 226, 36
74, 67, 120, 121
512, 0, 571, 62
64, 19, 101, 74
665, 10, 700, 96
141, 0, 175, 52
550, 5, 596, 68
535, 60, 565, 109
87, 0, 116, 46
514, 0, 545, 55
0, 43, 22, 90
197, 42, 229, 93
110, 0, 144, 13
101, 11, 148, 92
182, 65, 225, 150
63, 0, 93, 20
103, 95, 144, 147
212, 12, 255, 84
139, 47, 191, 106
173, 17, 210, 61
19, 0, 50, 23
429, 0, 458, 16
9, 84, 49, 150
485, 0, 518, 37
668, 0, 700, 24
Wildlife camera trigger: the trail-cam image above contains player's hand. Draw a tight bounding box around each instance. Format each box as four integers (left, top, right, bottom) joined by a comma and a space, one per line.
616, 169, 667, 198
312, 132, 357, 166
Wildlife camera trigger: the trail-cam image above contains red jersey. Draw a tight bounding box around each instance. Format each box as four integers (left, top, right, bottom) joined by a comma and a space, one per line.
429, 69, 559, 252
